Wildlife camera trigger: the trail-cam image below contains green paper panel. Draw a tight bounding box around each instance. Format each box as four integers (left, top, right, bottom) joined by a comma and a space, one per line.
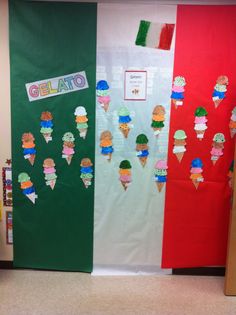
9, 0, 97, 271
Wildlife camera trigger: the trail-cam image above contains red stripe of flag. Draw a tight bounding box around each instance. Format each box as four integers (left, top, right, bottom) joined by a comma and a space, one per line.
158, 23, 175, 50
162, 5, 236, 268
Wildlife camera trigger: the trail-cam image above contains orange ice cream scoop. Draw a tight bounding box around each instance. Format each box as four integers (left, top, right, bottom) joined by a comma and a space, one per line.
190, 173, 202, 180
22, 142, 35, 148
152, 114, 165, 122
76, 116, 88, 123
21, 181, 33, 189
100, 139, 112, 147
119, 169, 131, 175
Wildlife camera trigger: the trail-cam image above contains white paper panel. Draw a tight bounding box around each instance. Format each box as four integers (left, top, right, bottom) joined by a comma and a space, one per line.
93, 3, 177, 275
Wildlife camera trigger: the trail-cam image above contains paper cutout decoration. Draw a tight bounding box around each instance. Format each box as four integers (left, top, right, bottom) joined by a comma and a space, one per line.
74, 106, 88, 139
119, 160, 132, 191
212, 75, 228, 108
154, 160, 168, 192
136, 134, 149, 167
43, 158, 57, 190
171, 76, 186, 108
40, 111, 53, 143
100, 131, 113, 161
18, 172, 37, 204
96, 80, 111, 112
135, 20, 175, 50
62, 132, 75, 165
228, 161, 234, 189
190, 158, 204, 189
22, 133, 36, 165
6, 211, 13, 244
210, 133, 225, 165
80, 158, 93, 188
173, 130, 187, 162
194, 107, 208, 140
229, 107, 236, 138
151, 105, 165, 136
118, 106, 132, 138
26, 70, 89, 102
2, 163, 13, 207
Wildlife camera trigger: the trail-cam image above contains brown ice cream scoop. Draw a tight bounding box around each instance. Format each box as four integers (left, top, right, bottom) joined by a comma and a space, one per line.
174, 139, 186, 146
216, 75, 228, 85
153, 105, 165, 115
136, 143, 148, 151
22, 132, 35, 142
41, 111, 53, 120
80, 158, 93, 167
100, 130, 112, 140
43, 158, 55, 168
212, 142, 224, 149
63, 141, 75, 148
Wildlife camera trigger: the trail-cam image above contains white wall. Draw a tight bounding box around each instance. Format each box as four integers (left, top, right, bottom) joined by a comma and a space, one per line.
0, 0, 13, 261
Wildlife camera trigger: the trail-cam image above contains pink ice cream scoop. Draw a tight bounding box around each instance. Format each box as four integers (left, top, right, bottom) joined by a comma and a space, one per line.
190, 167, 203, 174
63, 147, 75, 155
194, 116, 208, 124
44, 167, 56, 174
98, 95, 111, 104
172, 85, 185, 93
119, 175, 132, 182
155, 160, 168, 169
211, 147, 223, 156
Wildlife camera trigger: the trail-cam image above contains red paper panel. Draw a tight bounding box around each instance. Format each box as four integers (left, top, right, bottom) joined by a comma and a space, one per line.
162, 5, 236, 268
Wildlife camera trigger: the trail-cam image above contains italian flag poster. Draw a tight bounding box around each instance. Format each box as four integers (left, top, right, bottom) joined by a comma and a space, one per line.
9, 0, 236, 272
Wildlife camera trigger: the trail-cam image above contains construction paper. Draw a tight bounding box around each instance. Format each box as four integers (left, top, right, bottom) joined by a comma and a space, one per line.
162, 5, 236, 268
10, 0, 96, 272
26, 70, 89, 102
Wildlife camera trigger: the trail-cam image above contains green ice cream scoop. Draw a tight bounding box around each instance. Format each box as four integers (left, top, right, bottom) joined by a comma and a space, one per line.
62, 132, 75, 142
136, 134, 148, 144
18, 172, 30, 183
119, 160, 132, 169
118, 106, 130, 116
213, 133, 225, 143
174, 130, 187, 140
195, 107, 208, 117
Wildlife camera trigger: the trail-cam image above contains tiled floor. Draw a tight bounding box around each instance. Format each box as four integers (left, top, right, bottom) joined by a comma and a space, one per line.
0, 270, 235, 315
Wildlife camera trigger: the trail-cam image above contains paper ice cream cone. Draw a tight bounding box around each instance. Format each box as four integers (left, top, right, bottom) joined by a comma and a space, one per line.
175, 152, 184, 162
196, 130, 205, 140
103, 103, 110, 112
212, 159, 218, 165
153, 128, 162, 136
121, 181, 128, 191
26, 192, 37, 204
43, 133, 52, 143
49, 180, 56, 190
121, 128, 130, 138
28, 154, 35, 165
230, 129, 236, 138
214, 99, 222, 108
66, 155, 73, 165
156, 182, 164, 192
139, 157, 147, 167
192, 180, 199, 189
79, 128, 87, 139
82, 178, 91, 188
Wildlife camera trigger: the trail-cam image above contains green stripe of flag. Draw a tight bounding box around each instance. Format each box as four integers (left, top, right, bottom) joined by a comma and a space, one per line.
135, 20, 151, 46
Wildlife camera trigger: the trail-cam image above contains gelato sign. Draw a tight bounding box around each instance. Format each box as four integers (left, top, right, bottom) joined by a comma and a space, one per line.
25, 71, 89, 102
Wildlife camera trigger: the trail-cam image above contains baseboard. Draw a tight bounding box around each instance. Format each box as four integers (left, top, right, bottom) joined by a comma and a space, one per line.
0, 260, 13, 269
0, 262, 226, 276
172, 267, 225, 276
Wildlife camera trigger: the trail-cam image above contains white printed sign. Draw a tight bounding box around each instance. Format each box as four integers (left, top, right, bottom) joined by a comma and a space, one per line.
25, 71, 89, 102
124, 70, 147, 101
